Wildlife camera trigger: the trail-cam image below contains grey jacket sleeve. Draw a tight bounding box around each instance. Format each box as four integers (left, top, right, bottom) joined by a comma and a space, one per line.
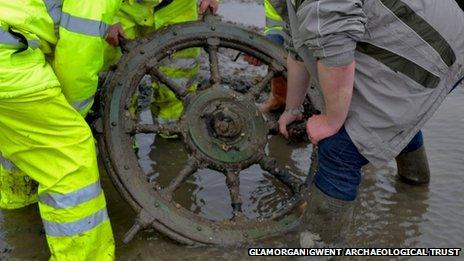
296, 0, 366, 67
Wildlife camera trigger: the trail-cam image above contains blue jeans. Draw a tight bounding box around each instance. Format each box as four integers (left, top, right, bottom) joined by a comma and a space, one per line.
314, 76, 463, 201
314, 127, 423, 201
266, 34, 285, 46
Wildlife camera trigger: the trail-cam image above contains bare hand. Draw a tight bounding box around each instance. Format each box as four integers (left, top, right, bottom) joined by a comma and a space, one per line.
199, 0, 218, 14
244, 54, 262, 66
306, 115, 338, 144
106, 23, 126, 47
278, 112, 303, 139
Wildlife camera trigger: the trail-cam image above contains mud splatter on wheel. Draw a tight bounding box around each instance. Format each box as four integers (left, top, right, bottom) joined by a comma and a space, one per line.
99, 19, 313, 246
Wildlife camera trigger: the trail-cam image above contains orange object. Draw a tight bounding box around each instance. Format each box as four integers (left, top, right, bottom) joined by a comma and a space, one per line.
260, 76, 287, 112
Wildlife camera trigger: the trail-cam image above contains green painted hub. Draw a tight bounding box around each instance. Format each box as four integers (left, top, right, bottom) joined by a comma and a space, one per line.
182, 87, 267, 166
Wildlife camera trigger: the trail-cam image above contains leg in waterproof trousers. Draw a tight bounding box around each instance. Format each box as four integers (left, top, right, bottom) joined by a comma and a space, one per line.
150, 49, 200, 130
0, 87, 114, 260
150, 0, 200, 138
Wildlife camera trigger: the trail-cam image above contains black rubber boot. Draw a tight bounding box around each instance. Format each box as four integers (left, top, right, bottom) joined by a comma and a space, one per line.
396, 145, 430, 185
299, 184, 355, 248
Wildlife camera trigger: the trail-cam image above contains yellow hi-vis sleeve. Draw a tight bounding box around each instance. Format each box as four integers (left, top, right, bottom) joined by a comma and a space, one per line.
53, 0, 121, 116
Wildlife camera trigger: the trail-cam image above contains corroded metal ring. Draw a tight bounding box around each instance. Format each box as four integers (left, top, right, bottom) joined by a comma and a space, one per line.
99, 19, 310, 246
181, 87, 267, 172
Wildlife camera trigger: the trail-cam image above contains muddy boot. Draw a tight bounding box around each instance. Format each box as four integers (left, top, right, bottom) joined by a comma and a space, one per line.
300, 184, 354, 248
259, 76, 287, 113
396, 145, 430, 185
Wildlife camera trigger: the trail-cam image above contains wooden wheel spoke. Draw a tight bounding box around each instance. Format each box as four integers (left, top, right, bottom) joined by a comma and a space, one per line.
260, 157, 302, 194
247, 69, 275, 100
149, 66, 188, 98
206, 38, 221, 86
130, 122, 181, 135
163, 159, 198, 200
225, 170, 243, 218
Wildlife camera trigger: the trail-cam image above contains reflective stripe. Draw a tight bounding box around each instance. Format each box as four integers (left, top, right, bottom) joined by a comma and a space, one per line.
153, 77, 194, 90
156, 117, 179, 124
156, 77, 192, 87
60, 12, 109, 38
43, 0, 62, 31
28, 39, 40, 49
266, 17, 284, 28
43, 207, 108, 237
161, 58, 198, 70
264, 17, 291, 41
172, 78, 192, 87
356, 42, 440, 89
39, 181, 102, 209
380, 0, 456, 67
0, 27, 22, 47
0, 153, 16, 171
0, 27, 40, 50
72, 96, 94, 112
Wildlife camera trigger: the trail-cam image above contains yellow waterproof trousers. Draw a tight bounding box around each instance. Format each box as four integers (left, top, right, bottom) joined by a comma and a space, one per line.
115, 0, 200, 124
151, 0, 200, 123
264, 0, 286, 38
0, 154, 38, 209
0, 87, 114, 260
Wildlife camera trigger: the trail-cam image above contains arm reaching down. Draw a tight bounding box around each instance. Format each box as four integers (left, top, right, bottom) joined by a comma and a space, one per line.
306, 61, 355, 144
296, 0, 365, 143
278, 55, 310, 138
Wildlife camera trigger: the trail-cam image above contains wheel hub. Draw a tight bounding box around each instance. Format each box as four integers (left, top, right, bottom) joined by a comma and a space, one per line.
210, 106, 243, 140
181, 87, 267, 170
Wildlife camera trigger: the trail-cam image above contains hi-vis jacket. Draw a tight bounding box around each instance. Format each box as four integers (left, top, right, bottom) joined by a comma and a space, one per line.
264, 0, 290, 41
0, 0, 120, 115
287, 0, 464, 166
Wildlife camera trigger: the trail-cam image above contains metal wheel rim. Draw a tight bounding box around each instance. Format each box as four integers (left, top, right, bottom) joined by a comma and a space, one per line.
101, 20, 304, 246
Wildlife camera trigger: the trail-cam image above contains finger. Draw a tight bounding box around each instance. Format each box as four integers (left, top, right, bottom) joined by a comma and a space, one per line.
311, 136, 319, 145
279, 121, 289, 139
199, 2, 208, 13
211, 3, 218, 14
307, 131, 316, 145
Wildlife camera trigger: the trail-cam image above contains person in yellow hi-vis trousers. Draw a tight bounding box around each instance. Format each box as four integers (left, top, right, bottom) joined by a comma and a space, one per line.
245, 0, 290, 113
0, 0, 119, 259
106, 0, 218, 137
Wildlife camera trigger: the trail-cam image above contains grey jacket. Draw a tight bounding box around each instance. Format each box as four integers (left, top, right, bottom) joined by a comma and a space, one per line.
287, 0, 464, 166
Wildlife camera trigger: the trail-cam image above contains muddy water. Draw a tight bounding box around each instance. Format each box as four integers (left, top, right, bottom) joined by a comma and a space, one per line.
1, 1, 463, 260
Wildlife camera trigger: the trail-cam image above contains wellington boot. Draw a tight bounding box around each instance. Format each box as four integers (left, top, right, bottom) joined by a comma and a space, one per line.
259, 76, 287, 113
396, 145, 430, 185
300, 184, 354, 248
